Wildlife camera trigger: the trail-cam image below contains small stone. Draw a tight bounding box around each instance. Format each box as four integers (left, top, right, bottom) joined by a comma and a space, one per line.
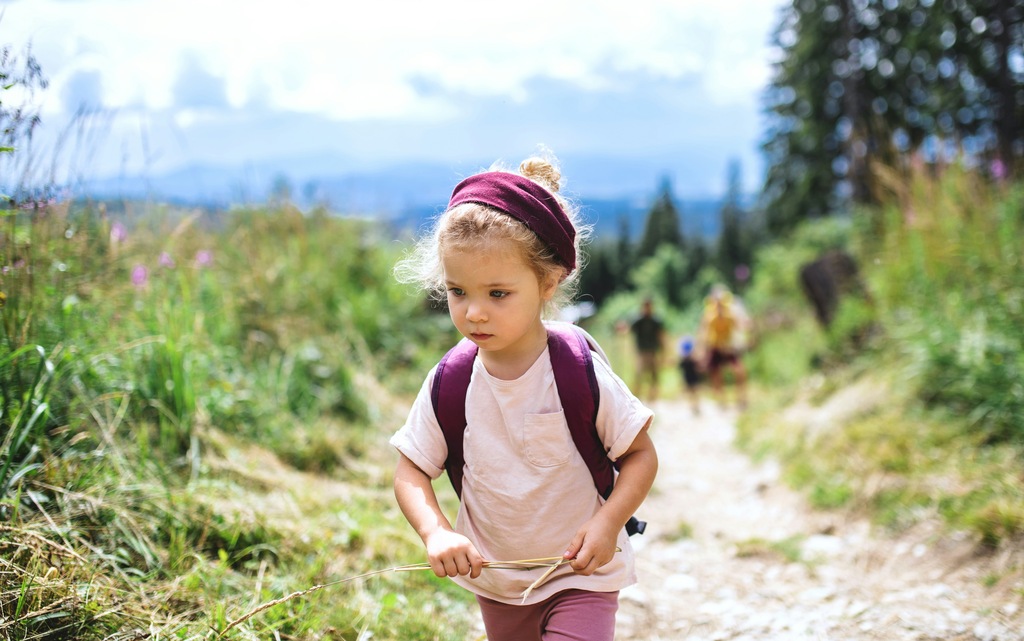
665, 573, 700, 592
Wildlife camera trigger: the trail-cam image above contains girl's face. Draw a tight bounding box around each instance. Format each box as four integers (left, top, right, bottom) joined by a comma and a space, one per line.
442, 239, 558, 366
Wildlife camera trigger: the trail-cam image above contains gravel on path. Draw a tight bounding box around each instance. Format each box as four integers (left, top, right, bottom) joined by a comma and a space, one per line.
616, 399, 1023, 641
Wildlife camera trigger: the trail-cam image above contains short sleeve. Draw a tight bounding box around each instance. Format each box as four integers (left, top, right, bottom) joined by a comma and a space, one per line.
389, 366, 448, 479
591, 356, 655, 461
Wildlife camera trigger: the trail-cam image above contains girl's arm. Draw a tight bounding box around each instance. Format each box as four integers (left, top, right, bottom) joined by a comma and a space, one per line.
563, 418, 659, 575
393, 453, 485, 579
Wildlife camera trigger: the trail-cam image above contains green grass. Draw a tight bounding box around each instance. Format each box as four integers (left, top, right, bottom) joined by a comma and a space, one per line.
735, 169, 1024, 546
0, 200, 472, 639
734, 535, 804, 563
665, 520, 695, 541
2, 164, 1022, 638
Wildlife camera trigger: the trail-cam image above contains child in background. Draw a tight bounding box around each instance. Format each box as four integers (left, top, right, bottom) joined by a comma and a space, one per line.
677, 335, 701, 415
390, 152, 659, 641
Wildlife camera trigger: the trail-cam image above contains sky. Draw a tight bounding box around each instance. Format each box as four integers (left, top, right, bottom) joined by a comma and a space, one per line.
3, 0, 790, 198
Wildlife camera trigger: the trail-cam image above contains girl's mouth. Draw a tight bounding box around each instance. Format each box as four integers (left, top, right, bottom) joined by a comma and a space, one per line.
470, 333, 492, 341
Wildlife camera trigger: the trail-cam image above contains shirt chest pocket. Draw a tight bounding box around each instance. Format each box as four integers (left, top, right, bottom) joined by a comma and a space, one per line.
522, 411, 573, 467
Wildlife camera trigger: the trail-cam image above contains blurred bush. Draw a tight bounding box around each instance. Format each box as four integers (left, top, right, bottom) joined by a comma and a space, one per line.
1, 201, 447, 497
866, 167, 1024, 444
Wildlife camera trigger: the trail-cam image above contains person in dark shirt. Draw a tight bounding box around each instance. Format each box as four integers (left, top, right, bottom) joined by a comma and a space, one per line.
630, 299, 665, 401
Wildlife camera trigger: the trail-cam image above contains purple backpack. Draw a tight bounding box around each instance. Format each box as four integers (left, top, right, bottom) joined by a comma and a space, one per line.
430, 324, 645, 536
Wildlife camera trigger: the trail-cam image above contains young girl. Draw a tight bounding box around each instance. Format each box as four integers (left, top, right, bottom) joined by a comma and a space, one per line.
390, 153, 658, 641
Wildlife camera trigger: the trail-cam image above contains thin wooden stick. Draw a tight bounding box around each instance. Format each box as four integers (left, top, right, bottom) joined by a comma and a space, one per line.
217, 552, 616, 637
517, 547, 622, 603
520, 558, 571, 603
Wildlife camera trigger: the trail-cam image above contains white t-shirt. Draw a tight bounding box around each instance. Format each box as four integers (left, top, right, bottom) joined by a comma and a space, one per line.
390, 335, 654, 605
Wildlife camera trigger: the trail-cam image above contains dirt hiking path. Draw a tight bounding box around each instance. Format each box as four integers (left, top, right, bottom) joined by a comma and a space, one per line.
615, 399, 1023, 641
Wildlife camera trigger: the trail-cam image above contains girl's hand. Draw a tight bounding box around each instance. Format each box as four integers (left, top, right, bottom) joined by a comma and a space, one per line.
562, 515, 619, 576
424, 528, 485, 579
562, 419, 658, 576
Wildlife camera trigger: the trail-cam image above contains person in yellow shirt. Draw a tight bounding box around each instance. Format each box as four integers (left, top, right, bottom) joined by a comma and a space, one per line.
697, 285, 749, 409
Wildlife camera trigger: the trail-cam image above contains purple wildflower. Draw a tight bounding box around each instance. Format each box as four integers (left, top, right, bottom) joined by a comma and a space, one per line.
131, 264, 149, 288
110, 222, 127, 244
734, 264, 751, 283
194, 249, 213, 268
991, 158, 1007, 181
159, 251, 176, 268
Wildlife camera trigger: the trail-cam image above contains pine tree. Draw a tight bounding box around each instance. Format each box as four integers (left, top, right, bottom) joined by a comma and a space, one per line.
716, 160, 754, 288
762, 0, 1023, 236
637, 176, 684, 261
579, 215, 635, 305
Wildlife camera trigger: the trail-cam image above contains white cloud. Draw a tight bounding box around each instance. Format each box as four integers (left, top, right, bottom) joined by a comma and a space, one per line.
6, 0, 785, 120
2, 0, 786, 186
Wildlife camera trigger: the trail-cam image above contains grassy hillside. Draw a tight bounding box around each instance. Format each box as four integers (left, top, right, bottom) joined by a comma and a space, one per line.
735, 165, 1024, 548
2, 163, 1021, 638
0, 202, 473, 638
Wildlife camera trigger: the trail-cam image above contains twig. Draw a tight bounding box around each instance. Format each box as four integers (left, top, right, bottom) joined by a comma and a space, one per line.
0, 595, 75, 632
217, 562, 428, 637
0, 524, 89, 564
216, 555, 575, 638
217, 583, 330, 638
520, 558, 571, 603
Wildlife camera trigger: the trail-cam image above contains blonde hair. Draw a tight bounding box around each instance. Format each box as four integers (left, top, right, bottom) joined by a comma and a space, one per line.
394, 152, 590, 313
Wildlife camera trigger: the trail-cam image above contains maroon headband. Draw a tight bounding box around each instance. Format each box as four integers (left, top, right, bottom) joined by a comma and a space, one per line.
447, 172, 576, 273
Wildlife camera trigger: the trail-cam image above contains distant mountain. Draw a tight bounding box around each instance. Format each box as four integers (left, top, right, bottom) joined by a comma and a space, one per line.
386, 195, 723, 243
81, 154, 737, 240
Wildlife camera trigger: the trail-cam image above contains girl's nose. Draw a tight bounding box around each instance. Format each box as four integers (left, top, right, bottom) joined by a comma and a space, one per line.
466, 302, 487, 323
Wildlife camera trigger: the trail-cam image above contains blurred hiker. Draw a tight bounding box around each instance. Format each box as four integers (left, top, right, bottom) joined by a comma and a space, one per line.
697, 284, 749, 409
390, 152, 658, 641
677, 335, 702, 415
629, 298, 666, 401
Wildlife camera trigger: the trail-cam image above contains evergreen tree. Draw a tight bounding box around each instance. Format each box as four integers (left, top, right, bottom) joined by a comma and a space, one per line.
716, 160, 754, 288
578, 242, 618, 306
636, 176, 684, 261
762, 0, 1024, 236
762, 0, 846, 234
578, 215, 635, 305
615, 214, 635, 279
630, 245, 689, 309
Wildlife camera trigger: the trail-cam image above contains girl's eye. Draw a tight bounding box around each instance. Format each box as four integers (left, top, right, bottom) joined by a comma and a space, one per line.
448, 287, 465, 297
490, 290, 509, 299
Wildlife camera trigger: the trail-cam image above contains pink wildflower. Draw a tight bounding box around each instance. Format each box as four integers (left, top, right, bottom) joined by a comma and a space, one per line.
131, 264, 149, 288
194, 250, 213, 268
159, 251, 176, 268
110, 222, 127, 244
991, 158, 1007, 181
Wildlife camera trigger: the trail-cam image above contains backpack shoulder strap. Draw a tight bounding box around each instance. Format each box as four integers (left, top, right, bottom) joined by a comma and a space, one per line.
431, 325, 646, 535
430, 338, 477, 499
548, 324, 646, 536
545, 324, 614, 500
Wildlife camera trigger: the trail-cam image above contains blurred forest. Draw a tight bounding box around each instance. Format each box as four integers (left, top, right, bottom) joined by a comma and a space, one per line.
582, 0, 1022, 310
1, 1, 1022, 638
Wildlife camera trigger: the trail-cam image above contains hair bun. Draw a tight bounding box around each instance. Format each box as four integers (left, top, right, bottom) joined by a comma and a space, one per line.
519, 157, 562, 194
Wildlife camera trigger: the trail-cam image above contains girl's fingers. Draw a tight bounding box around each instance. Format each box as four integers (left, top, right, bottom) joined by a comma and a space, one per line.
573, 555, 598, 575
430, 558, 447, 578
443, 557, 460, 577
470, 555, 485, 579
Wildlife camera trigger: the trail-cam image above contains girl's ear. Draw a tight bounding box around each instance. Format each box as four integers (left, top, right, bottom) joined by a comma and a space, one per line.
540, 269, 563, 301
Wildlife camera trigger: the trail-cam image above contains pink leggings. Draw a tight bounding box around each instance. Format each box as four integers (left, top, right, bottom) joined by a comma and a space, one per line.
476, 589, 619, 641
